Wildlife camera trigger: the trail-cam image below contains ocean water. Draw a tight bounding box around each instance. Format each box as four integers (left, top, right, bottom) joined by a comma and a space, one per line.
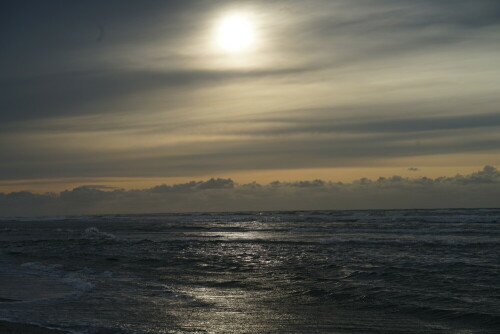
0, 209, 499, 333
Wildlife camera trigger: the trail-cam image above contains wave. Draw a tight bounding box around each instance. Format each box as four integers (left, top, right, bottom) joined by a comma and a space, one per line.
400, 305, 500, 328
81, 227, 119, 240
20, 262, 93, 293
291, 227, 500, 234
0, 318, 80, 334
2, 208, 498, 224
318, 237, 499, 246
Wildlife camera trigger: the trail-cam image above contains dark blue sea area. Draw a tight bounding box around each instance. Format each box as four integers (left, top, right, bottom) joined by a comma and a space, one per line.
0, 209, 499, 333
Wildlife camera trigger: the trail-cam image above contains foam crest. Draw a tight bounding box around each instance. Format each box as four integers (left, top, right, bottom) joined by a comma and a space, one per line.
20, 262, 93, 293
82, 227, 118, 240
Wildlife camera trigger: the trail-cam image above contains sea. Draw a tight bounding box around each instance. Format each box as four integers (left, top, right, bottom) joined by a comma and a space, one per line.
0, 209, 499, 334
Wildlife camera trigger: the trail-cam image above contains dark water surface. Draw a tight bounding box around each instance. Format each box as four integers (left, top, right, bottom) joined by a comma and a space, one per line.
0, 209, 499, 333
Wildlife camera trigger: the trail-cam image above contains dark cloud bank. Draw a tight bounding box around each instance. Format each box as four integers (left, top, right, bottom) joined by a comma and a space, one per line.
1, 166, 498, 217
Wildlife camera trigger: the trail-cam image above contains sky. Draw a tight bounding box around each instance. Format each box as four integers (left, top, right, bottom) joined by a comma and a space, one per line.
1, 0, 499, 214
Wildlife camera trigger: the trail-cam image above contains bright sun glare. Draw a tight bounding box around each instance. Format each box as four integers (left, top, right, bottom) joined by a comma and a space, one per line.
215, 13, 255, 53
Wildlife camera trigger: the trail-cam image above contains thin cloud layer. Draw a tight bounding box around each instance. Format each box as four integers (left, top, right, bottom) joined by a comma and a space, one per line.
1, 166, 498, 216
1, 0, 499, 192
2, 110, 499, 180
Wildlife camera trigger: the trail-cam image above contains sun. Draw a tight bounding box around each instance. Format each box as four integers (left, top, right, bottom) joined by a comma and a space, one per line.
215, 13, 256, 53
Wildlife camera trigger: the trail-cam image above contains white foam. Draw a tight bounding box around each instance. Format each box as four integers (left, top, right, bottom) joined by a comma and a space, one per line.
62, 273, 93, 292
1, 227, 18, 232
82, 227, 118, 240
19, 262, 93, 293
21, 262, 63, 273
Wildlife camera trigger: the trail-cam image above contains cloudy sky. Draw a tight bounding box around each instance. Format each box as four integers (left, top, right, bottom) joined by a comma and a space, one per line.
1, 1, 499, 213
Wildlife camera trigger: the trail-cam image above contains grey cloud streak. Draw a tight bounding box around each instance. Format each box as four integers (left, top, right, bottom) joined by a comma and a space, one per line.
280, 0, 500, 68
1, 166, 499, 216
0, 65, 317, 123
234, 112, 500, 135
3, 107, 499, 180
